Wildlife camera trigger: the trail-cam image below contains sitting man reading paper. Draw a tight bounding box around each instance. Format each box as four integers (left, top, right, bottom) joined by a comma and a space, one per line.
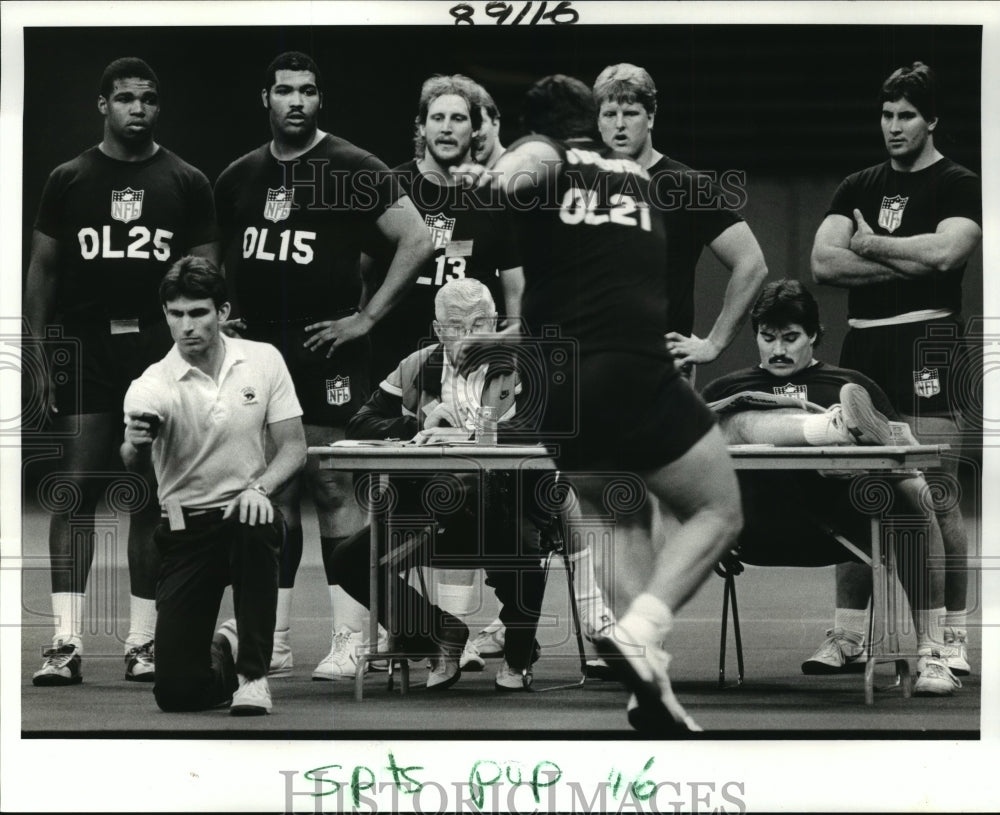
701, 279, 961, 697
328, 279, 546, 692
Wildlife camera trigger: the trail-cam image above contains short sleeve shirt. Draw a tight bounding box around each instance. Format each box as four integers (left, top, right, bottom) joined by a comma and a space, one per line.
34, 146, 218, 324
647, 156, 744, 335
123, 335, 302, 509
826, 157, 981, 319
214, 134, 402, 326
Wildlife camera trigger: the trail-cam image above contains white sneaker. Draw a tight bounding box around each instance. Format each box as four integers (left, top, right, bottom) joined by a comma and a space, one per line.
592, 622, 701, 734
367, 627, 391, 673
459, 640, 486, 671
495, 659, 532, 691
914, 653, 962, 697
801, 628, 866, 674
839, 383, 893, 445
312, 628, 363, 681
470, 620, 505, 658
231, 674, 272, 715
269, 630, 293, 677
426, 628, 468, 691
942, 628, 971, 676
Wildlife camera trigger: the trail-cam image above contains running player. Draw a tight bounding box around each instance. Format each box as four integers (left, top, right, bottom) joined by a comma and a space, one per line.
214, 51, 433, 680
453, 75, 743, 733
25, 57, 219, 686
593, 63, 768, 372
811, 62, 981, 677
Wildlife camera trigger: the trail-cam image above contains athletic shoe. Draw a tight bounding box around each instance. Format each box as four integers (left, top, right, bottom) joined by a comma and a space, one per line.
459, 640, 486, 671
210, 630, 238, 702
801, 628, 866, 674
914, 653, 962, 697
125, 640, 155, 682
470, 620, 505, 658
231, 674, 272, 715
312, 628, 363, 681
585, 657, 617, 681
32, 642, 82, 686
426, 623, 469, 691
942, 628, 971, 676
495, 659, 532, 691
591, 622, 701, 734
839, 383, 893, 445
269, 630, 293, 678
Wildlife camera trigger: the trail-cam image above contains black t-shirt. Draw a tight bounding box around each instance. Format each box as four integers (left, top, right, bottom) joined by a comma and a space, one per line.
702, 360, 899, 418
34, 146, 217, 324
214, 134, 400, 326
368, 159, 519, 380
648, 155, 743, 335
827, 157, 981, 319
510, 135, 671, 362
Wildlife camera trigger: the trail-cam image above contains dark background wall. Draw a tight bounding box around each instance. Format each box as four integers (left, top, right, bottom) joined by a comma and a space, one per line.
22, 23, 983, 380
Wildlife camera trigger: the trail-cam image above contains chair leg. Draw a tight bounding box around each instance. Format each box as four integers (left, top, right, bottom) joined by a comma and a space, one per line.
719, 570, 745, 687
729, 573, 745, 685
719, 573, 731, 687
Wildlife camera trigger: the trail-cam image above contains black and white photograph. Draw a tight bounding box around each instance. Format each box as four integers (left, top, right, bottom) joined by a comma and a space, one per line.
1, 1, 997, 812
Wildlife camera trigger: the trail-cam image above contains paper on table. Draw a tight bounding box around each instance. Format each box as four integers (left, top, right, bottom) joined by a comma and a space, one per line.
327, 439, 413, 447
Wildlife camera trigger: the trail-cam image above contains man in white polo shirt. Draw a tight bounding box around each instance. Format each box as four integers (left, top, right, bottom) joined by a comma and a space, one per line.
121, 256, 306, 715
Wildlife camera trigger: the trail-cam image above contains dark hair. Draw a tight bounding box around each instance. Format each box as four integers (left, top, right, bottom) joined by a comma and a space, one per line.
522, 74, 599, 140
99, 57, 159, 100
471, 81, 500, 121
879, 61, 937, 122
264, 51, 323, 93
592, 63, 658, 115
750, 279, 824, 346
159, 256, 228, 310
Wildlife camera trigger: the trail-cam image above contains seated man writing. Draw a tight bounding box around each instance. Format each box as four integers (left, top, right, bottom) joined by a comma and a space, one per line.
329, 278, 545, 691
701, 279, 960, 696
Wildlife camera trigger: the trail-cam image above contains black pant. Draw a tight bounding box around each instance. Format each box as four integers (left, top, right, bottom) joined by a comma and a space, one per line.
152, 512, 282, 712
330, 526, 545, 670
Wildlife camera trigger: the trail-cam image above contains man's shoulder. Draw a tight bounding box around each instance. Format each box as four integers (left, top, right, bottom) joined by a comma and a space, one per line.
46, 146, 104, 181
151, 146, 210, 183
934, 156, 980, 183
839, 160, 891, 187
217, 144, 271, 183
230, 335, 285, 364
314, 133, 388, 170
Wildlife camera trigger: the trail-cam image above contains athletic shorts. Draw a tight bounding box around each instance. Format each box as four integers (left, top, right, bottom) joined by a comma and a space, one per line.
53, 318, 173, 415
544, 351, 717, 472
840, 317, 977, 420
247, 319, 371, 427
736, 472, 867, 567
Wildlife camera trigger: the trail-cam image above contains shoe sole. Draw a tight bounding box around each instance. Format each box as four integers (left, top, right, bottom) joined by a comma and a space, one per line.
426, 668, 462, 691
495, 675, 533, 692
591, 637, 699, 735
840, 384, 893, 445
801, 659, 867, 675
585, 662, 619, 681
311, 671, 358, 681
914, 683, 957, 697
32, 674, 83, 687
460, 659, 486, 672
125, 671, 156, 683
230, 704, 271, 716
267, 667, 293, 678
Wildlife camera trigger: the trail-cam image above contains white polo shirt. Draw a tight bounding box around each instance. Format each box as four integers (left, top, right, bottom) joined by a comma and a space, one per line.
123, 334, 302, 510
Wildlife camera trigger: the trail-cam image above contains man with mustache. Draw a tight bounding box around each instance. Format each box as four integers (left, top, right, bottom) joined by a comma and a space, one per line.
811, 62, 981, 680
702, 279, 961, 696
25, 57, 219, 686
214, 51, 433, 682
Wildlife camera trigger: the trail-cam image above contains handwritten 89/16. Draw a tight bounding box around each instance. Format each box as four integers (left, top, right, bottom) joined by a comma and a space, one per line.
450, 1, 579, 25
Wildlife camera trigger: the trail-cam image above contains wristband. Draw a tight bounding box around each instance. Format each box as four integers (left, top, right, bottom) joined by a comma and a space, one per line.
251, 483, 269, 498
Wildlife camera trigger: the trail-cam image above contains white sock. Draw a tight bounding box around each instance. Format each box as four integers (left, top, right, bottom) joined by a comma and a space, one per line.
275, 587, 294, 632
917, 606, 947, 651
330, 585, 365, 634
125, 595, 156, 649
568, 547, 615, 635
803, 411, 848, 446
944, 609, 967, 633
435, 581, 477, 617
51, 592, 84, 648
619, 593, 673, 645
833, 607, 868, 639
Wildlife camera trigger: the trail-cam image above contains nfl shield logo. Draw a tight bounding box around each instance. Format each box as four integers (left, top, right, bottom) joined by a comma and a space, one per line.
111, 188, 144, 223
326, 376, 351, 406
264, 187, 294, 222
877, 195, 908, 233
774, 383, 808, 402
425, 213, 456, 249
913, 368, 941, 398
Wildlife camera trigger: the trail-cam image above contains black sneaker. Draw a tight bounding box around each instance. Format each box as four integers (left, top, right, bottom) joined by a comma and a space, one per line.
125, 640, 155, 682
32, 642, 83, 686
